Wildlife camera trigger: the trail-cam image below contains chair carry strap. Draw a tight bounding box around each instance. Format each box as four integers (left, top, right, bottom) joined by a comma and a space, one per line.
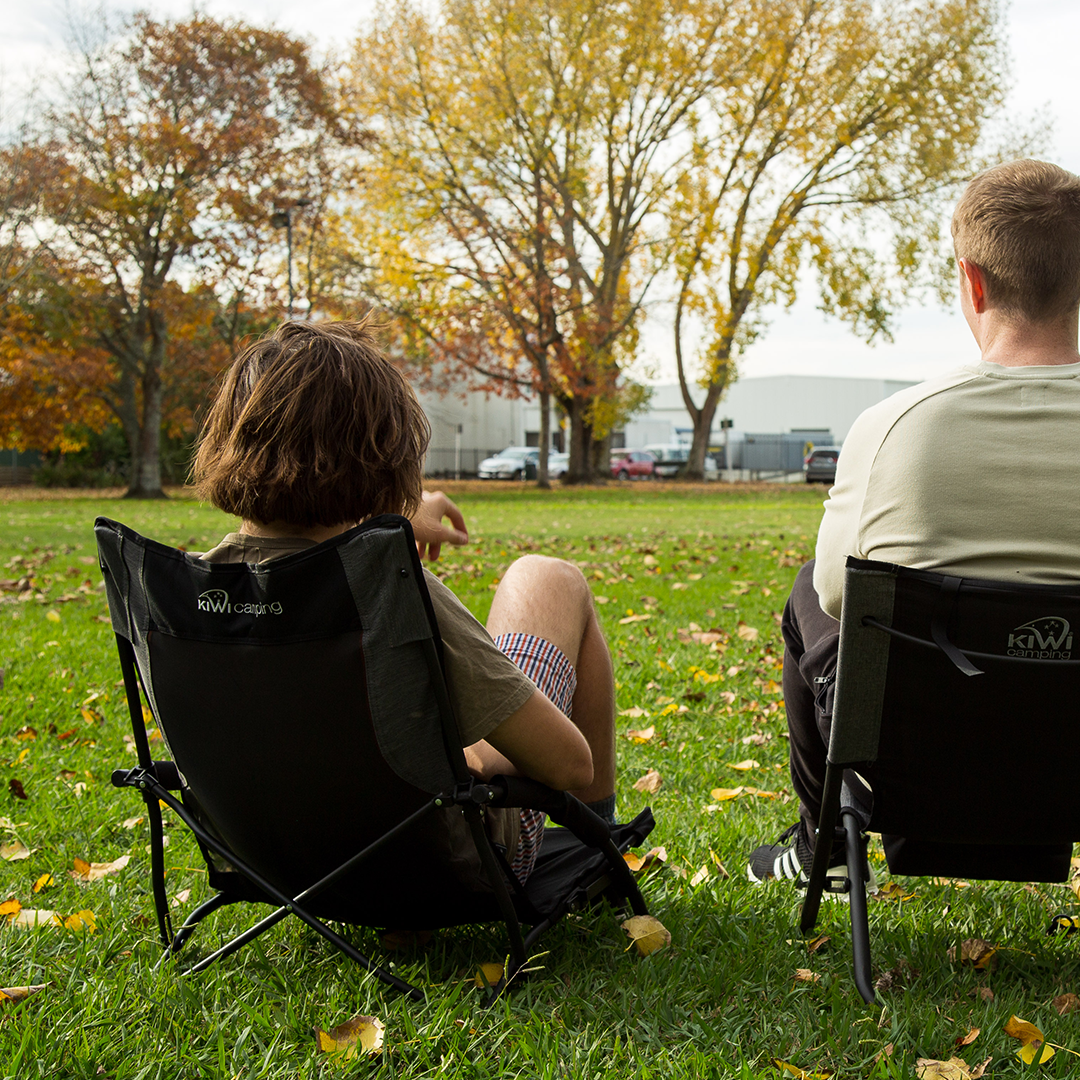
930, 576, 984, 677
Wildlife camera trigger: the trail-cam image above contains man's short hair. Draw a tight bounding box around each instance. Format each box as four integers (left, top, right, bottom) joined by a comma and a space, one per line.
193, 318, 429, 528
952, 159, 1080, 322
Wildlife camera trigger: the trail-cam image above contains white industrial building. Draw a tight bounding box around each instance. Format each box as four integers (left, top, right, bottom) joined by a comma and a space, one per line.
417, 373, 918, 477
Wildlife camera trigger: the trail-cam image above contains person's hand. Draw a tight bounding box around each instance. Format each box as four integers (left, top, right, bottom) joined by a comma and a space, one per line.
410, 490, 468, 561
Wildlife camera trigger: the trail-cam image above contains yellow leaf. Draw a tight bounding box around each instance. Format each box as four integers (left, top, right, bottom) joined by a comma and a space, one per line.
314, 1013, 385, 1058
621, 915, 671, 956
45, 610, 61, 623
772, 1059, 832, 1079
875, 881, 917, 902
692, 670, 721, 684
632, 769, 662, 794
623, 847, 667, 873
727, 759, 760, 771
81, 707, 103, 725
1004, 1017, 1055, 1064
0, 984, 46, 1005
474, 962, 504, 989
710, 786, 746, 800
32, 874, 54, 894
916, 1058, 978, 1080
0, 840, 32, 861
14, 726, 36, 741
70, 855, 130, 883
625, 725, 655, 742
0, 898, 22, 920
62, 909, 97, 932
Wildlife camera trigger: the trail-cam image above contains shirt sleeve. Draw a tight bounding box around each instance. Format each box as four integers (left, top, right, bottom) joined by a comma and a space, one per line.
422, 570, 538, 745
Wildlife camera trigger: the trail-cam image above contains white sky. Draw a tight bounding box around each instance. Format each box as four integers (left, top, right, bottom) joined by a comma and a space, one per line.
4, 0, 1078, 384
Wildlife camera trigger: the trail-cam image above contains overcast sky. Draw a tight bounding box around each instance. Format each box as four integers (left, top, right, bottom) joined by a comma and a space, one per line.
4, 0, 1077, 385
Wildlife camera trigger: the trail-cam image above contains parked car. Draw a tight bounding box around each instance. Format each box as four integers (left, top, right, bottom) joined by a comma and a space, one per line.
610, 449, 656, 480
803, 446, 841, 484
644, 444, 719, 480
477, 446, 569, 480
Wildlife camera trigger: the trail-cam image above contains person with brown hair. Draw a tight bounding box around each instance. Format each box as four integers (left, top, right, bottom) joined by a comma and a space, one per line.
193, 318, 617, 880
749, 159, 1080, 886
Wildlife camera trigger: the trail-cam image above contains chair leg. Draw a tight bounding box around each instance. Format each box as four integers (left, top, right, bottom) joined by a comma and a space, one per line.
842, 810, 876, 1004
800, 763, 844, 934
154, 892, 233, 971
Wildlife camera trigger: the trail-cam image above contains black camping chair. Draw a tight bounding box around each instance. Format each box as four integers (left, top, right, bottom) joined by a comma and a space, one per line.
95, 515, 654, 1002
801, 557, 1080, 1003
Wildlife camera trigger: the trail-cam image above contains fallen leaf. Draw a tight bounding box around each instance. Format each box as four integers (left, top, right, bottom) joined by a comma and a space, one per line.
122, 816, 144, 830
956, 1028, 980, 1048
711, 786, 746, 800
14, 727, 36, 741
1053, 993, 1079, 1016
876, 1044, 895, 1064
619, 707, 649, 719
9, 780, 27, 801
709, 849, 729, 878
10, 909, 59, 929
618, 613, 651, 625
874, 881, 917, 902
736, 623, 759, 641
314, 1013, 385, 1058
622, 915, 671, 956
794, 968, 820, 984
772, 1059, 832, 1079
727, 759, 760, 771
80, 707, 103, 725
45, 610, 61, 623
0, 840, 31, 861
1004, 1016, 1055, 1064
70, 855, 130, 883
916, 1058, 978, 1080
689, 863, 710, 887
623, 847, 667, 873
62, 909, 97, 932
976, 987, 995, 1003
474, 962, 504, 989
625, 725, 656, 742
632, 769, 662, 794
946, 939, 997, 970
0, 898, 22, 921
0, 984, 46, 1005
171, 889, 191, 907
806, 934, 830, 954
32, 874, 54, 894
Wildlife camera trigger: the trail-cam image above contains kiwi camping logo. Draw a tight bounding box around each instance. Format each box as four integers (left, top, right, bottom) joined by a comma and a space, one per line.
197, 589, 282, 617
1007, 616, 1073, 660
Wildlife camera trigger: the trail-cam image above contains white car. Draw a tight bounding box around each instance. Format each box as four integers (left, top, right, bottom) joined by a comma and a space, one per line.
477, 447, 569, 480
644, 444, 719, 480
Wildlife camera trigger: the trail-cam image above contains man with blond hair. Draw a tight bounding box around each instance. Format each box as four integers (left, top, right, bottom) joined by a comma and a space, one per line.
749, 159, 1080, 884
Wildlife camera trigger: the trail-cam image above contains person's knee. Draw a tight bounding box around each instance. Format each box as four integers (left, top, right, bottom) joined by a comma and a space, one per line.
502, 555, 591, 609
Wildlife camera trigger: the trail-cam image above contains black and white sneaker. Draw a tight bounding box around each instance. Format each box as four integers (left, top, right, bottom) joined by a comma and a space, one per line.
746, 821, 878, 894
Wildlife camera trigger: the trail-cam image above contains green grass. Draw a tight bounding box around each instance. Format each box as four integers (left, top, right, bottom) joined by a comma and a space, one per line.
1, 484, 1079, 1078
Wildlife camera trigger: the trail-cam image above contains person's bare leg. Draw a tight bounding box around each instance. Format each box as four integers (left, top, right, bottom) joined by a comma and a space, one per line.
486, 555, 615, 805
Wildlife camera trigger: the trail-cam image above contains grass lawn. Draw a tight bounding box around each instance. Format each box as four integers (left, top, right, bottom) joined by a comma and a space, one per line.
1, 482, 1078, 1078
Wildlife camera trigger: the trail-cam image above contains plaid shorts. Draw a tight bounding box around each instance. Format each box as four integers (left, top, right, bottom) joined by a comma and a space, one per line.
492, 633, 577, 880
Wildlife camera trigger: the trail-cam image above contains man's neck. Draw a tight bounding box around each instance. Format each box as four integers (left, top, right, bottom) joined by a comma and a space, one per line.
976, 312, 1080, 368
239, 520, 350, 543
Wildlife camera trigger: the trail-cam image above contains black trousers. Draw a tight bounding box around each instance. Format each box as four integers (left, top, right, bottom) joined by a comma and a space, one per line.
782, 560, 871, 849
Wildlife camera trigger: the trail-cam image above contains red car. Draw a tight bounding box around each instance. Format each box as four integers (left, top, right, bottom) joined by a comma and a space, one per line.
610, 449, 656, 480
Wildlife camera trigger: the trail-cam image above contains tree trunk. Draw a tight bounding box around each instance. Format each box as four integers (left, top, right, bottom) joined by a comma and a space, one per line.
536, 388, 551, 489
124, 314, 168, 499
684, 382, 724, 480
564, 394, 605, 484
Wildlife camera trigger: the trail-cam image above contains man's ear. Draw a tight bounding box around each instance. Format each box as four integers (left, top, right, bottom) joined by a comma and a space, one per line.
959, 258, 987, 313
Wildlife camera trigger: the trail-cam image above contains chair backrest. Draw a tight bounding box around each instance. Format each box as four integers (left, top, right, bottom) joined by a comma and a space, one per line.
830, 558, 1080, 870
96, 515, 496, 925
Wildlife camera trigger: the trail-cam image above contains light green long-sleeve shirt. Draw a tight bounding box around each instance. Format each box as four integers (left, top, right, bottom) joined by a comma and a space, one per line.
814, 359, 1080, 619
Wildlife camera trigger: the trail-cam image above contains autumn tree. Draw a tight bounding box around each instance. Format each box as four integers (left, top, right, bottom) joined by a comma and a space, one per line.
669, 0, 1012, 478
15, 13, 338, 496
349, 0, 742, 482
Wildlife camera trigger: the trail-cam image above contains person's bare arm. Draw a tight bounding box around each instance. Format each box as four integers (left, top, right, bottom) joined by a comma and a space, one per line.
467, 689, 593, 791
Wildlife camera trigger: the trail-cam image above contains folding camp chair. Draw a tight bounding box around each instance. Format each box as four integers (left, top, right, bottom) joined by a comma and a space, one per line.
96, 515, 654, 1001
801, 557, 1080, 1003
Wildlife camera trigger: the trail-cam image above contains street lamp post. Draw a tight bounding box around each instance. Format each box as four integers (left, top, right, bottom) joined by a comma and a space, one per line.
270, 198, 312, 319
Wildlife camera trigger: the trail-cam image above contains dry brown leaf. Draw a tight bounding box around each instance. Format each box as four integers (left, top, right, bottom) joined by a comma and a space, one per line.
625, 725, 656, 742
1004, 1016, 1055, 1064
806, 934, 830, 954
969, 1057, 992, 1079
70, 855, 130, 883
1053, 993, 1080, 1016
875, 1044, 895, 1064
0, 984, 46, 1005
946, 939, 997, 970
122, 816, 144, 830
618, 613, 651, 625
619, 706, 649, 719
314, 1014, 385, 1058
632, 769, 663, 794
794, 968, 820, 984
736, 623, 759, 641
689, 863, 710, 887
621, 915, 671, 956
874, 881, 917, 902
0, 840, 32, 861
956, 1028, 980, 1048
623, 847, 667, 873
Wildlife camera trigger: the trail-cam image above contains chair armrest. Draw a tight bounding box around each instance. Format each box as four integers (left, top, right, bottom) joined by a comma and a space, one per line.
487, 775, 610, 847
